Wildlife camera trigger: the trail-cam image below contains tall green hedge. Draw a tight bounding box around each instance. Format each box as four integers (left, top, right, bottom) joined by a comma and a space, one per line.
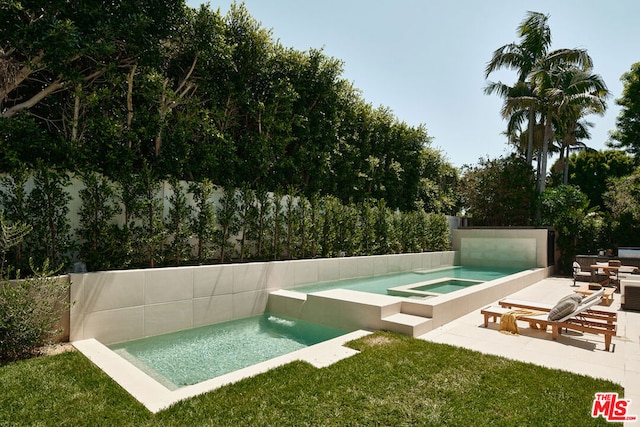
0, 168, 452, 272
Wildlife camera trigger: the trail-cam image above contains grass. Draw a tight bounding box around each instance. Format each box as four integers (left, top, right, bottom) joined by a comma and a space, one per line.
0, 332, 622, 426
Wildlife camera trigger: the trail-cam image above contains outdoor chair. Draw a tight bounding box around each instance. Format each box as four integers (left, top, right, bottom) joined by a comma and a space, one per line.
572, 261, 592, 286
481, 289, 617, 351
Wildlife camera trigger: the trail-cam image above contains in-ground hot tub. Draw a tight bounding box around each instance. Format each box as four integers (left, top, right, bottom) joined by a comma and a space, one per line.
387, 277, 484, 298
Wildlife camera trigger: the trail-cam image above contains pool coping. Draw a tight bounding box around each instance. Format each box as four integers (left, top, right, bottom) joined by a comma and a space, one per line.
387, 277, 484, 298
73, 329, 371, 413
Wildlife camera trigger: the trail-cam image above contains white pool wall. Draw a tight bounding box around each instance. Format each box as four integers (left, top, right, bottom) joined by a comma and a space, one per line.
69, 228, 554, 345
69, 251, 458, 345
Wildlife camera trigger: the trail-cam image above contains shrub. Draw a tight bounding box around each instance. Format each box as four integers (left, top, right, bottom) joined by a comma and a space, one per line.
77, 172, 122, 271
26, 167, 73, 271
0, 260, 70, 363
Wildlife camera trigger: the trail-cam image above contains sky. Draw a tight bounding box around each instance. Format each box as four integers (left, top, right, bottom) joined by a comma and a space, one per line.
187, 0, 640, 167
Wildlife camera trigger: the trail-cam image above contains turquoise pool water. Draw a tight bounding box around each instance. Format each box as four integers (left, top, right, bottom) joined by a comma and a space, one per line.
412, 278, 484, 294
294, 266, 523, 295
109, 314, 347, 390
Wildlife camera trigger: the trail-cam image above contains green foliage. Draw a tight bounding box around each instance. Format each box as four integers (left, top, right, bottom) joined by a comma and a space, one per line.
164, 178, 193, 266
608, 62, 640, 157
129, 164, 165, 268
189, 179, 216, 263
236, 186, 257, 262
0, 170, 454, 271
294, 195, 313, 258
461, 155, 537, 226
77, 172, 122, 271
269, 190, 285, 260
25, 168, 73, 271
283, 188, 297, 259
250, 189, 273, 260
555, 149, 636, 210
214, 187, 239, 263
0, 167, 30, 272
0, 1, 456, 213
419, 147, 462, 214
603, 169, 640, 248
541, 185, 603, 273
0, 259, 70, 363
425, 212, 451, 252
0, 215, 31, 279
373, 199, 392, 255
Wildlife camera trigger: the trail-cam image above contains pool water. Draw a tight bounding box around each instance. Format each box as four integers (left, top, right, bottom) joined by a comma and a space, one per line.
109, 314, 347, 390
294, 266, 523, 295
413, 278, 484, 294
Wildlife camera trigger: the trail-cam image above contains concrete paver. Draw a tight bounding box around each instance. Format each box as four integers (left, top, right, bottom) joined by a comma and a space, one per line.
418, 276, 640, 425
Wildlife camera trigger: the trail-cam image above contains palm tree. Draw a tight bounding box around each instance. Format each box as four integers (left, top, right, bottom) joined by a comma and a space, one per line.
486, 11, 600, 193
508, 63, 608, 192
555, 116, 594, 184
485, 11, 552, 166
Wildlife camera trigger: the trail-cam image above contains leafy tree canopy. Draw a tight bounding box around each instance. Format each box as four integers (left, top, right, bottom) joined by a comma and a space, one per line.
608, 62, 640, 156
550, 149, 635, 210
460, 155, 536, 226
0, 1, 455, 211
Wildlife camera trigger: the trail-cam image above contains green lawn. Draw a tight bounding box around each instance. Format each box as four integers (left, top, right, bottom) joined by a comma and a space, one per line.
0, 332, 622, 426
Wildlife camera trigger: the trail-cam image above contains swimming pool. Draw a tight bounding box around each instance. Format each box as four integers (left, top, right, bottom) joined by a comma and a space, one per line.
108, 313, 347, 390
387, 278, 485, 298
293, 265, 523, 296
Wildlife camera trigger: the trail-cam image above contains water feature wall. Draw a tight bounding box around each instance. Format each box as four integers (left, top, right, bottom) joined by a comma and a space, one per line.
452, 228, 550, 268
69, 251, 458, 345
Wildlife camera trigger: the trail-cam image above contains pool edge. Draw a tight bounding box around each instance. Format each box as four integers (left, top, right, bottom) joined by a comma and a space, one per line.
73, 329, 371, 413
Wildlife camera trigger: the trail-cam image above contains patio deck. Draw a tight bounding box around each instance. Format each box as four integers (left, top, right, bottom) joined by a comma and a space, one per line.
418, 276, 640, 426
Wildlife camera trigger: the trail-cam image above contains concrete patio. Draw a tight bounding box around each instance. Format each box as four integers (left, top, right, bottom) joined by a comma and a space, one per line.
418, 276, 640, 425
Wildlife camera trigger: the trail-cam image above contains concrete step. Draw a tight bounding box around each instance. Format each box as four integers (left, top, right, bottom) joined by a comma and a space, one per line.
381, 313, 433, 337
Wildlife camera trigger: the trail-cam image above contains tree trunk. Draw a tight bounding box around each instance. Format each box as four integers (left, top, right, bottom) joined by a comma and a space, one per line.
538, 116, 552, 194
71, 84, 81, 142
563, 145, 570, 185
526, 109, 535, 165
126, 64, 137, 149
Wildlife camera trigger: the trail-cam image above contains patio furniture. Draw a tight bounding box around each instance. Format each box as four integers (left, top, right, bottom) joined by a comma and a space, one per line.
590, 263, 638, 292
572, 261, 592, 286
621, 278, 640, 311
481, 289, 617, 351
498, 296, 617, 323
573, 285, 616, 306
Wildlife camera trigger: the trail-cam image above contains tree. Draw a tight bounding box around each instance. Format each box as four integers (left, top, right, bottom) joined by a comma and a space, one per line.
485, 11, 552, 166
77, 172, 122, 271
164, 178, 193, 266
0, 214, 31, 278
539, 65, 607, 192
604, 169, 640, 248
608, 62, 640, 156
0, 0, 185, 119
505, 63, 607, 193
189, 179, 216, 263
418, 146, 461, 214
460, 155, 537, 226
541, 184, 603, 273
551, 149, 635, 210
486, 11, 606, 193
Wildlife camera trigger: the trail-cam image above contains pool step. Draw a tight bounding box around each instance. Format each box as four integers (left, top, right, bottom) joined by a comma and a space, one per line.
381, 313, 433, 337
267, 289, 434, 337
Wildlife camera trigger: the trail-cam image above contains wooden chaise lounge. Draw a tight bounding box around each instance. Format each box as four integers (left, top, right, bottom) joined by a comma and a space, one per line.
481, 290, 617, 351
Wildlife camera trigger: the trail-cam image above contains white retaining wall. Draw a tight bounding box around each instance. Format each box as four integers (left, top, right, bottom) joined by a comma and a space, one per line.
70, 251, 458, 345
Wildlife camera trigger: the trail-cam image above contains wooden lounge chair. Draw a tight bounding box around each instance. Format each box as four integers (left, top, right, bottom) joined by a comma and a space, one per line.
481, 289, 617, 351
